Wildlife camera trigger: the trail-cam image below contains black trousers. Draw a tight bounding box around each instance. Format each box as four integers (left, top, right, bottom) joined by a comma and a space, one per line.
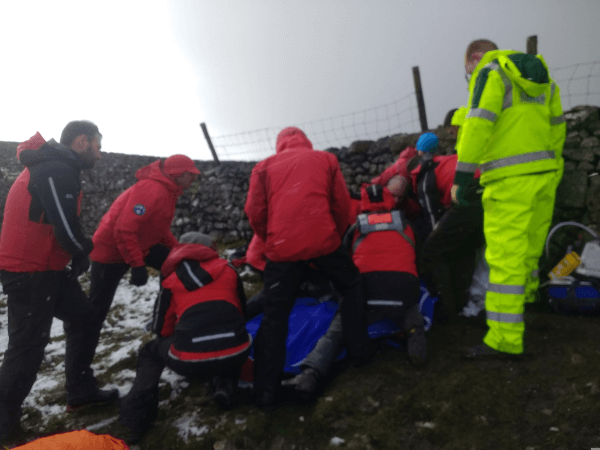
302, 271, 422, 377
253, 246, 371, 398
120, 336, 249, 430
420, 202, 485, 318
75, 244, 171, 392
0, 270, 97, 427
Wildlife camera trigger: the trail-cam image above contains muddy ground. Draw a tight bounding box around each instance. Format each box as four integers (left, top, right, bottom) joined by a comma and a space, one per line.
5, 295, 599, 450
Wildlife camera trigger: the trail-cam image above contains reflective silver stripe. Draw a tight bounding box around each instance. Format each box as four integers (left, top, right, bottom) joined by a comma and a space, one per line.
531, 269, 539, 278
191, 331, 235, 343
479, 150, 555, 173
48, 177, 84, 252
183, 261, 204, 288
550, 115, 566, 125
466, 108, 497, 122
551, 82, 556, 99
520, 91, 546, 105
367, 300, 404, 307
456, 161, 478, 173
488, 283, 525, 295
486, 62, 513, 110
486, 311, 524, 323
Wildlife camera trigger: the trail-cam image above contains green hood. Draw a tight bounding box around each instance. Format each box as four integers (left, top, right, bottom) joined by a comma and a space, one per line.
472, 49, 550, 97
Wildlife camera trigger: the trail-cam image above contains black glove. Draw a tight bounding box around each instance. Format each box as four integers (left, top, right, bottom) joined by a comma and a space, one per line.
68, 253, 90, 280
130, 266, 148, 287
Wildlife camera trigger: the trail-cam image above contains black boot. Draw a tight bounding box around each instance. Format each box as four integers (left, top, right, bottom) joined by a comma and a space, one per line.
211, 376, 237, 410
405, 304, 427, 367
119, 387, 159, 444
66, 387, 120, 412
281, 367, 319, 398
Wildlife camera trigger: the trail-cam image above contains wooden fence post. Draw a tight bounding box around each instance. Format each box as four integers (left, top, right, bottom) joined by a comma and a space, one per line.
527, 35, 538, 55
412, 66, 429, 132
200, 122, 220, 163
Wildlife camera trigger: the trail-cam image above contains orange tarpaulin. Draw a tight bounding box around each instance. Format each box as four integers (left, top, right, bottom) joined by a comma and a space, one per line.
11, 430, 129, 449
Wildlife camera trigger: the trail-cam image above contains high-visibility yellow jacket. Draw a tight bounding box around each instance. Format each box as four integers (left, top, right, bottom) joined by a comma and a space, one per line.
451, 106, 468, 149
456, 50, 567, 186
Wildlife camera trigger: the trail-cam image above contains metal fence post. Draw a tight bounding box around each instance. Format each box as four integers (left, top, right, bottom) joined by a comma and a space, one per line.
412, 66, 429, 132
527, 35, 538, 55
200, 122, 220, 164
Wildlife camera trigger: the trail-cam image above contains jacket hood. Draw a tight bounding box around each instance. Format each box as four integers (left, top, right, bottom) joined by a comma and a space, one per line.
275, 127, 313, 154
17, 134, 81, 170
474, 49, 550, 97
360, 184, 396, 213
135, 160, 183, 195
161, 243, 223, 278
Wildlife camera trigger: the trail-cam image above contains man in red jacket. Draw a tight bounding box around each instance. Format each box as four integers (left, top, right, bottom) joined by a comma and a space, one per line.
119, 232, 250, 444
245, 127, 376, 408
410, 133, 484, 323
74, 154, 201, 395
371, 146, 421, 222
283, 184, 426, 397
0, 121, 118, 441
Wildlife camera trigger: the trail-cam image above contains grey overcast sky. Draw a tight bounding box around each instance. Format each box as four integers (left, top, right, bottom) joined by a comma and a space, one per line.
1, 0, 599, 161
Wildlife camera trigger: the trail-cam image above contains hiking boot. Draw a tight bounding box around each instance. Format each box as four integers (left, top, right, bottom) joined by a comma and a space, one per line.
119, 387, 159, 444
462, 343, 523, 361
253, 387, 276, 411
406, 326, 427, 367
211, 376, 237, 410
281, 368, 319, 398
119, 421, 150, 445
67, 388, 120, 412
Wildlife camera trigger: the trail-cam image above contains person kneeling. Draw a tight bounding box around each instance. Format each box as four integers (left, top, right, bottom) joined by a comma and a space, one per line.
283, 184, 426, 397
119, 232, 251, 443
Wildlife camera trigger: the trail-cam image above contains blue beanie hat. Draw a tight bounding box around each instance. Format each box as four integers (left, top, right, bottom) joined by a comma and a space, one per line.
416, 132, 439, 153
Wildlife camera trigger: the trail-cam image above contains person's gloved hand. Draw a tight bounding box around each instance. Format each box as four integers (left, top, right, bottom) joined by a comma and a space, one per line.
130, 266, 148, 286
68, 253, 90, 280
451, 170, 475, 207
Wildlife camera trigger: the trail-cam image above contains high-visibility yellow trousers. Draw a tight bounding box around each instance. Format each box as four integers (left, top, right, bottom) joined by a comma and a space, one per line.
482, 171, 557, 354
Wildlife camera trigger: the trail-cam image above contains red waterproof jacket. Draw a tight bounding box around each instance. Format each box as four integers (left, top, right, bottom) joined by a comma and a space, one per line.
153, 244, 250, 363
245, 127, 352, 262
345, 185, 417, 276
245, 234, 267, 272
0, 133, 91, 272
90, 160, 182, 267
409, 154, 458, 209
371, 147, 421, 222
371, 146, 417, 186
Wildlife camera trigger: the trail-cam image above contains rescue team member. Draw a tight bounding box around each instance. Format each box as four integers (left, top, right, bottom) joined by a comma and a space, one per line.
245, 127, 376, 409
283, 184, 425, 398
452, 39, 566, 358
119, 232, 250, 444
0, 122, 118, 442
411, 133, 485, 323
371, 145, 421, 222
74, 154, 201, 390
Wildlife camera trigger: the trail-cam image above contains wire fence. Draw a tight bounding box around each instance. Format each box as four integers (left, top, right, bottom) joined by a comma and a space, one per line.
551, 60, 600, 112
208, 60, 600, 162
210, 93, 420, 161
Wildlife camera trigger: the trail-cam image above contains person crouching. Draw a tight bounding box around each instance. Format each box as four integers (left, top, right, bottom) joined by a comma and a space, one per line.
119, 232, 251, 443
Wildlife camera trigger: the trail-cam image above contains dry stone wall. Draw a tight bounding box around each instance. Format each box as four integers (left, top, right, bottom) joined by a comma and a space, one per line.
0, 105, 599, 272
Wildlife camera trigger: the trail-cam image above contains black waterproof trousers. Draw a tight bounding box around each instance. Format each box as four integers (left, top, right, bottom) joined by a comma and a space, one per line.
303, 271, 422, 376
253, 245, 372, 400
419, 201, 485, 321
0, 269, 97, 432
119, 336, 249, 432
73, 244, 171, 390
